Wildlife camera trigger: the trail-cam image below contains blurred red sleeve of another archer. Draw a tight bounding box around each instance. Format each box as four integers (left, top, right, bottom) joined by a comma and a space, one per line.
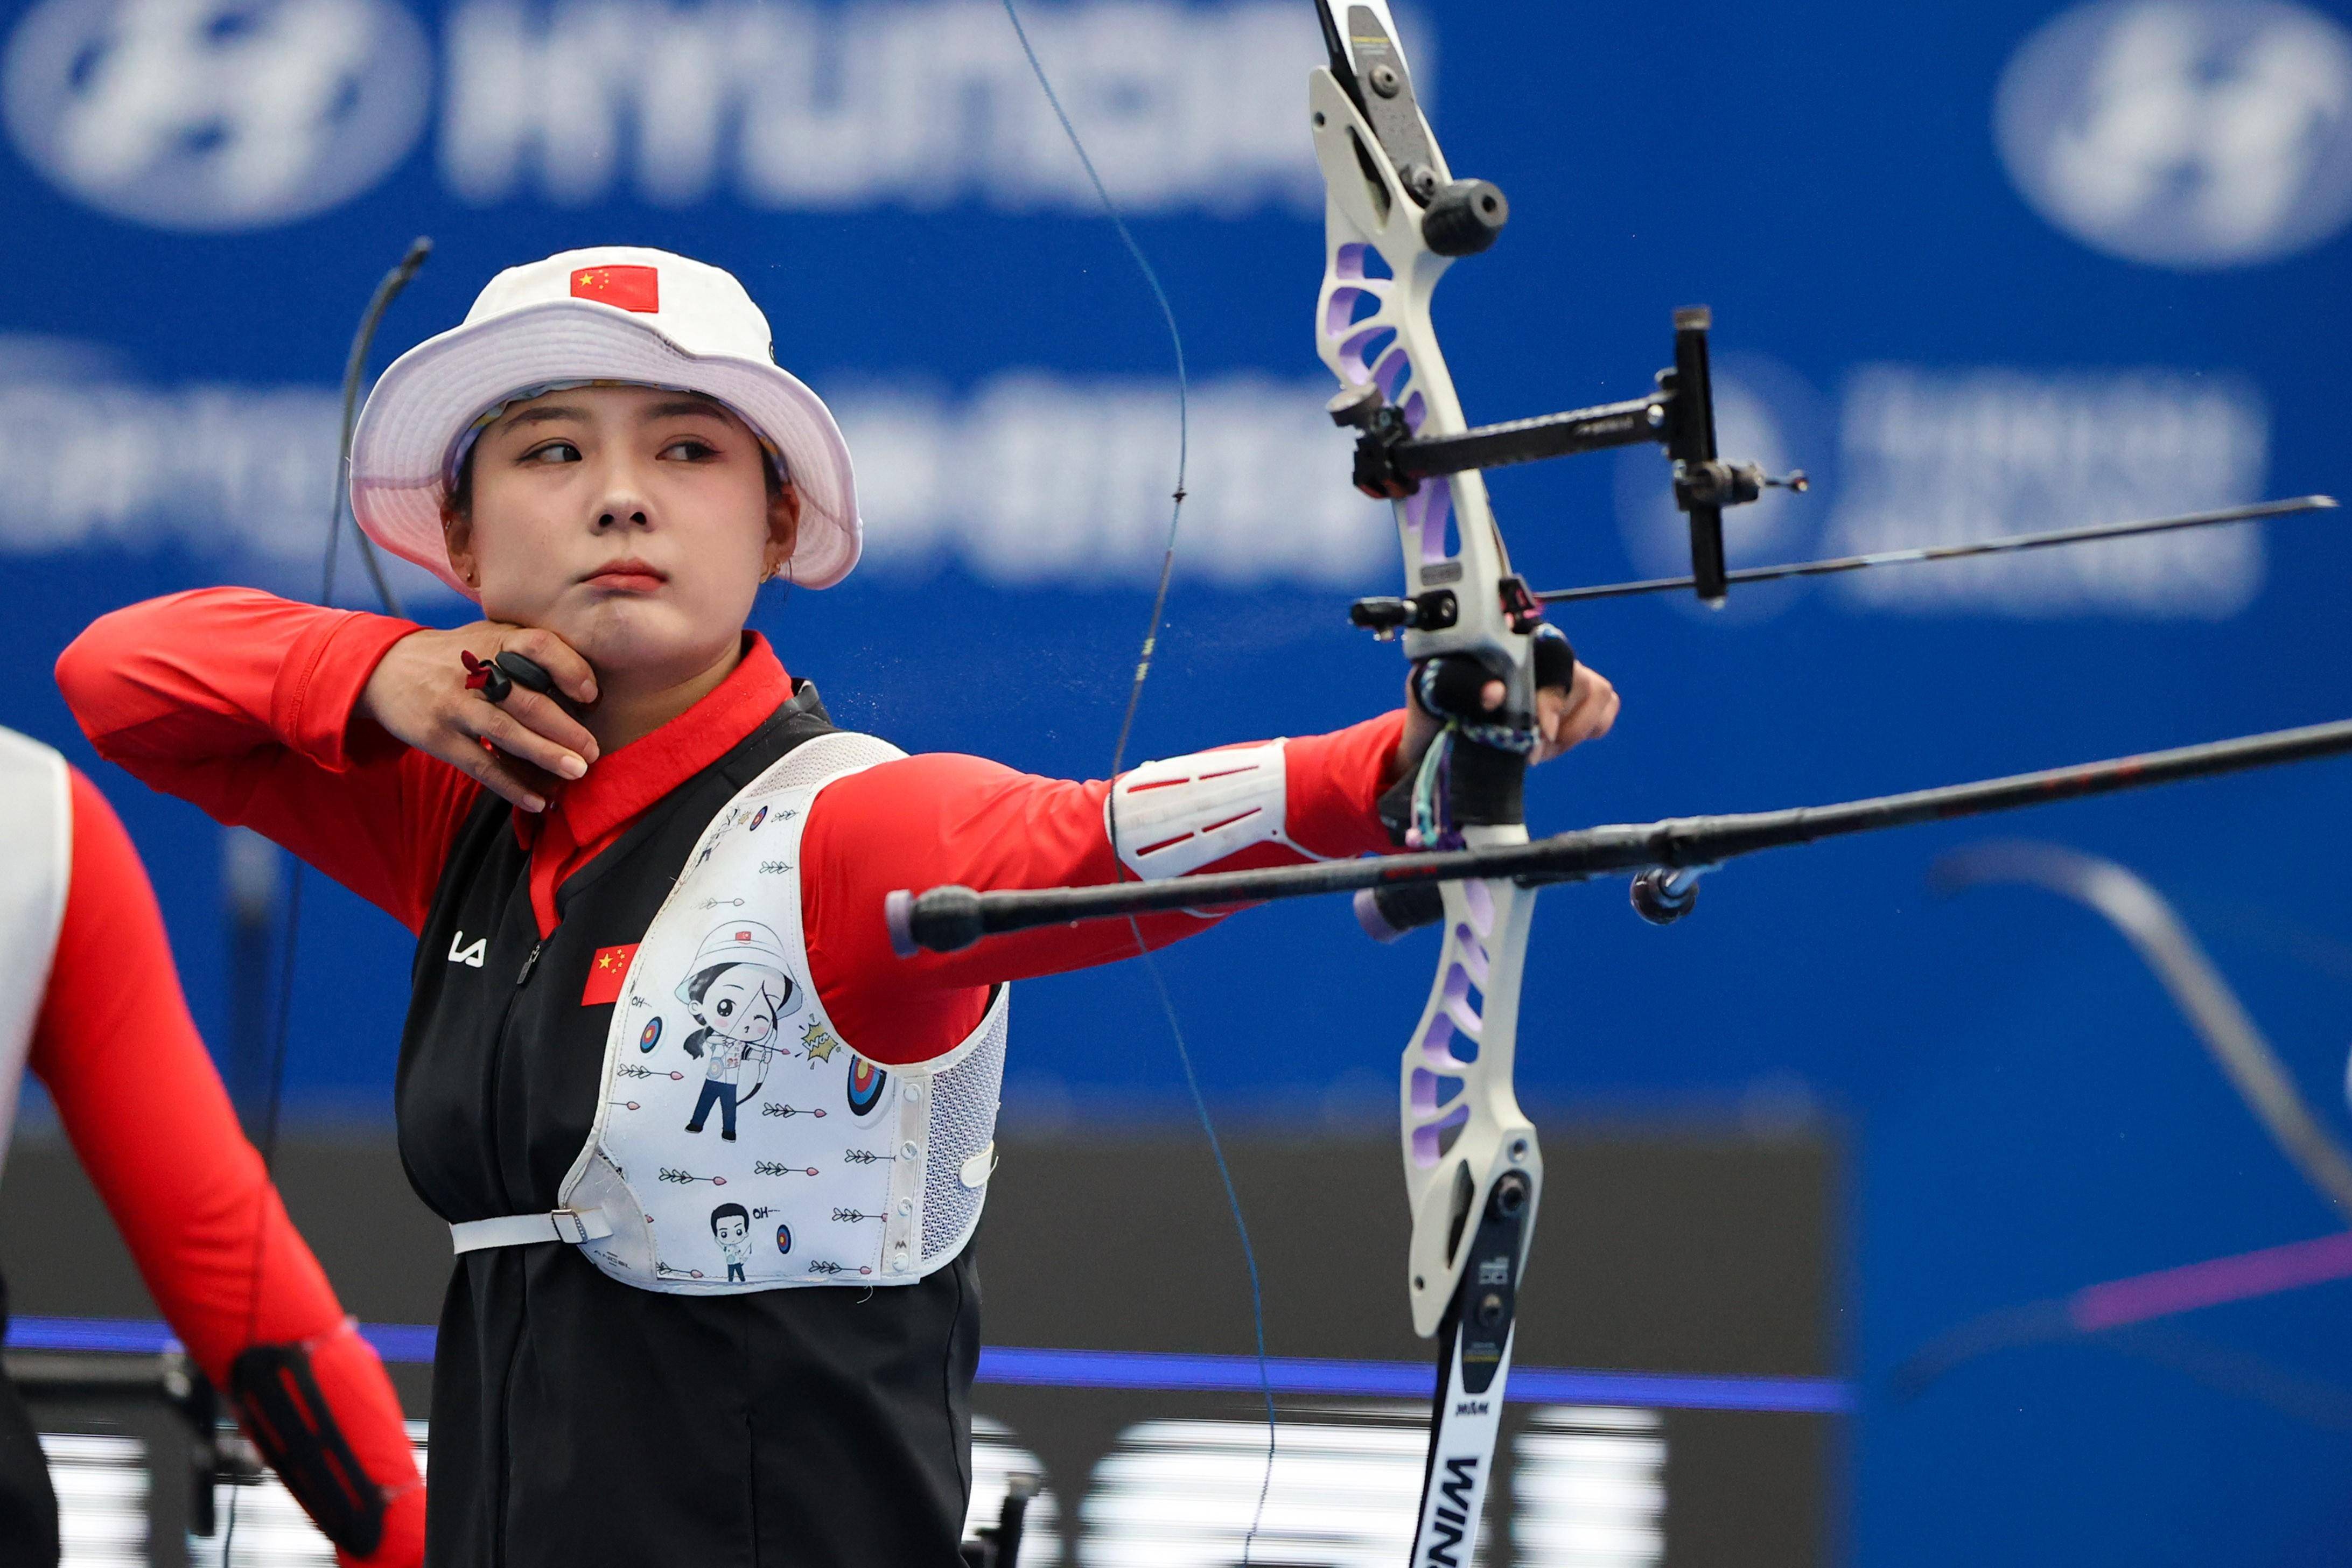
27, 768, 424, 1566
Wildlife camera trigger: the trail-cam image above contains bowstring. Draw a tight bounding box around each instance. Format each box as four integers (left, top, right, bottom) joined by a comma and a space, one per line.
998, 2, 1276, 1557
220, 239, 430, 1566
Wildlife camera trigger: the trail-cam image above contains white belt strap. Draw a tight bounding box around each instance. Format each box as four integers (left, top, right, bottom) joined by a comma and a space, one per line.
450, 1208, 614, 1254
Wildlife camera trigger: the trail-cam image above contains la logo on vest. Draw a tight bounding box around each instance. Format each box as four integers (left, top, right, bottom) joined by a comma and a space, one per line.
448, 930, 487, 968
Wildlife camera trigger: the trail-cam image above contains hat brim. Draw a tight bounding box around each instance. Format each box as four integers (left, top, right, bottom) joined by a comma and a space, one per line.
349, 299, 862, 597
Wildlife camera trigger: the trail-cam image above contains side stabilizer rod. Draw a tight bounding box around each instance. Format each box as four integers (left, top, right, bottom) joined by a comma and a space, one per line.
886, 716, 2352, 954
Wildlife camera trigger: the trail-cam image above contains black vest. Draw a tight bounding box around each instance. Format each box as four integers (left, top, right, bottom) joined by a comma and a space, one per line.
400, 683, 979, 1568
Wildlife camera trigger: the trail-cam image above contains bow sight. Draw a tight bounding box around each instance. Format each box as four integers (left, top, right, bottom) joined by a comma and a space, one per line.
1340, 304, 1807, 633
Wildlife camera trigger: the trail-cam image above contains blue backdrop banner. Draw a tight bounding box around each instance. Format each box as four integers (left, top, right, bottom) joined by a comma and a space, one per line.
3, 0, 2351, 1561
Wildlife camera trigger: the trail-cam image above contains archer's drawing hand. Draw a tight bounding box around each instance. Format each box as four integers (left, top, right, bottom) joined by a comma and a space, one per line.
360, 624, 602, 813
1395, 652, 1619, 780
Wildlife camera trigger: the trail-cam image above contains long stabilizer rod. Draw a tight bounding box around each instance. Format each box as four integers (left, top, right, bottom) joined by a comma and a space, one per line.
1536, 496, 2336, 605
887, 716, 2352, 954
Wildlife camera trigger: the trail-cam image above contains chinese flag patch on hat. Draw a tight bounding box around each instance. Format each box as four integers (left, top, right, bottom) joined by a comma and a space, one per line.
571, 265, 659, 313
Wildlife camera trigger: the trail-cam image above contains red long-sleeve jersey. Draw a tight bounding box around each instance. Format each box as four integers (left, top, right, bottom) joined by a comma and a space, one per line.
57, 589, 1405, 1065
29, 766, 423, 1566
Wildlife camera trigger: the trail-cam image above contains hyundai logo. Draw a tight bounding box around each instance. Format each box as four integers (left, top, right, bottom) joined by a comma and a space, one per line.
3, 0, 430, 230
1996, 0, 2352, 269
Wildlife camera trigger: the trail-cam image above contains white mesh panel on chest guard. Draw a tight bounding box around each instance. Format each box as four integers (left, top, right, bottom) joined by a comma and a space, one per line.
0, 729, 71, 1186
1108, 739, 1313, 880
466, 731, 1011, 1293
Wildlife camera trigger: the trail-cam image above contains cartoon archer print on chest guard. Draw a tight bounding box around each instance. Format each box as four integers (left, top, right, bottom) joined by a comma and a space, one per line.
675, 921, 799, 1142
710, 1202, 752, 1283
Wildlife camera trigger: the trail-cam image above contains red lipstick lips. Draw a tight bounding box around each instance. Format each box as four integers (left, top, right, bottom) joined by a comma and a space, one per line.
584, 557, 668, 592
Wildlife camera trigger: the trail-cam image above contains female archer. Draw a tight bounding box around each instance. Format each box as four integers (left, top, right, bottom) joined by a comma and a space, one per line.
57, 245, 1616, 1566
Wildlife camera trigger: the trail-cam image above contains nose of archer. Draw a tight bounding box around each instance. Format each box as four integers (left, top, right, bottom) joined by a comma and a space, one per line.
595, 497, 651, 530
591, 470, 655, 531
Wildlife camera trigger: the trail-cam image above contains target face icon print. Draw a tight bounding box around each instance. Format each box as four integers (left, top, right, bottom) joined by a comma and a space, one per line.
846, 1056, 888, 1117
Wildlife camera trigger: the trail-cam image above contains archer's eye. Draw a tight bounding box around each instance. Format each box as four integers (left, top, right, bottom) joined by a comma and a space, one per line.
716, 998, 735, 1018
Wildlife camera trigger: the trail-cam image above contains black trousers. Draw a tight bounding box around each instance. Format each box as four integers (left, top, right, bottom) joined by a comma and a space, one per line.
0, 1282, 61, 1568
424, 1244, 981, 1567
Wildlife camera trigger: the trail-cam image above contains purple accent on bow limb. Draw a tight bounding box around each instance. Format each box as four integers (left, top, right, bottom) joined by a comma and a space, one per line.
1404, 478, 1451, 564
1409, 1090, 1469, 1167
2067, 1230, 2352, 1332
1333, 241, 1374, 280
1440, 956, 1483, 1037
1410, 885, 1497, 1167
1325, 283, 1389, 342
1325, 246, 1393, 344
1453, 922, 1491, 988
884, 889, 918, 958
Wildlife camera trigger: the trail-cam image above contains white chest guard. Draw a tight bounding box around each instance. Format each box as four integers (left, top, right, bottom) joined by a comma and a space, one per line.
454, 732, 1009, 1292
0, 728, 73, 1184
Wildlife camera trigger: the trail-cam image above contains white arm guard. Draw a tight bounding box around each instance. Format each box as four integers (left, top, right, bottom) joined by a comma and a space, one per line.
1107, 740, 1319, 880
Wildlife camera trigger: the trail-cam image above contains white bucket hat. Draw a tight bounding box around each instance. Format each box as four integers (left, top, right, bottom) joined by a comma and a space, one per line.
349, 246, 862, 597
677, 920, 800, 1011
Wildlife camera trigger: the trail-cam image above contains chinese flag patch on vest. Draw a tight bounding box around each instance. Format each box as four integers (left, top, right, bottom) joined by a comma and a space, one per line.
582, 944, 640, 1005
570, 265, 659, 313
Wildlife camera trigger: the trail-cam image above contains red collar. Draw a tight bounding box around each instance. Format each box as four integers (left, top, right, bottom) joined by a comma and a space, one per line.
519, 634, 795, 853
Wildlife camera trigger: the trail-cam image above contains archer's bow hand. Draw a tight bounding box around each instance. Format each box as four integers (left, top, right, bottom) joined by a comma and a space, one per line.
1393, 631, 1616, 780
1532, 661, 1619, 762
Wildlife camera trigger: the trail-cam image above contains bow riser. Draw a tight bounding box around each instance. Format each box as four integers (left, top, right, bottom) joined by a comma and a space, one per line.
1402, 848, 1543, 1338
1310, 68, 1534, 718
